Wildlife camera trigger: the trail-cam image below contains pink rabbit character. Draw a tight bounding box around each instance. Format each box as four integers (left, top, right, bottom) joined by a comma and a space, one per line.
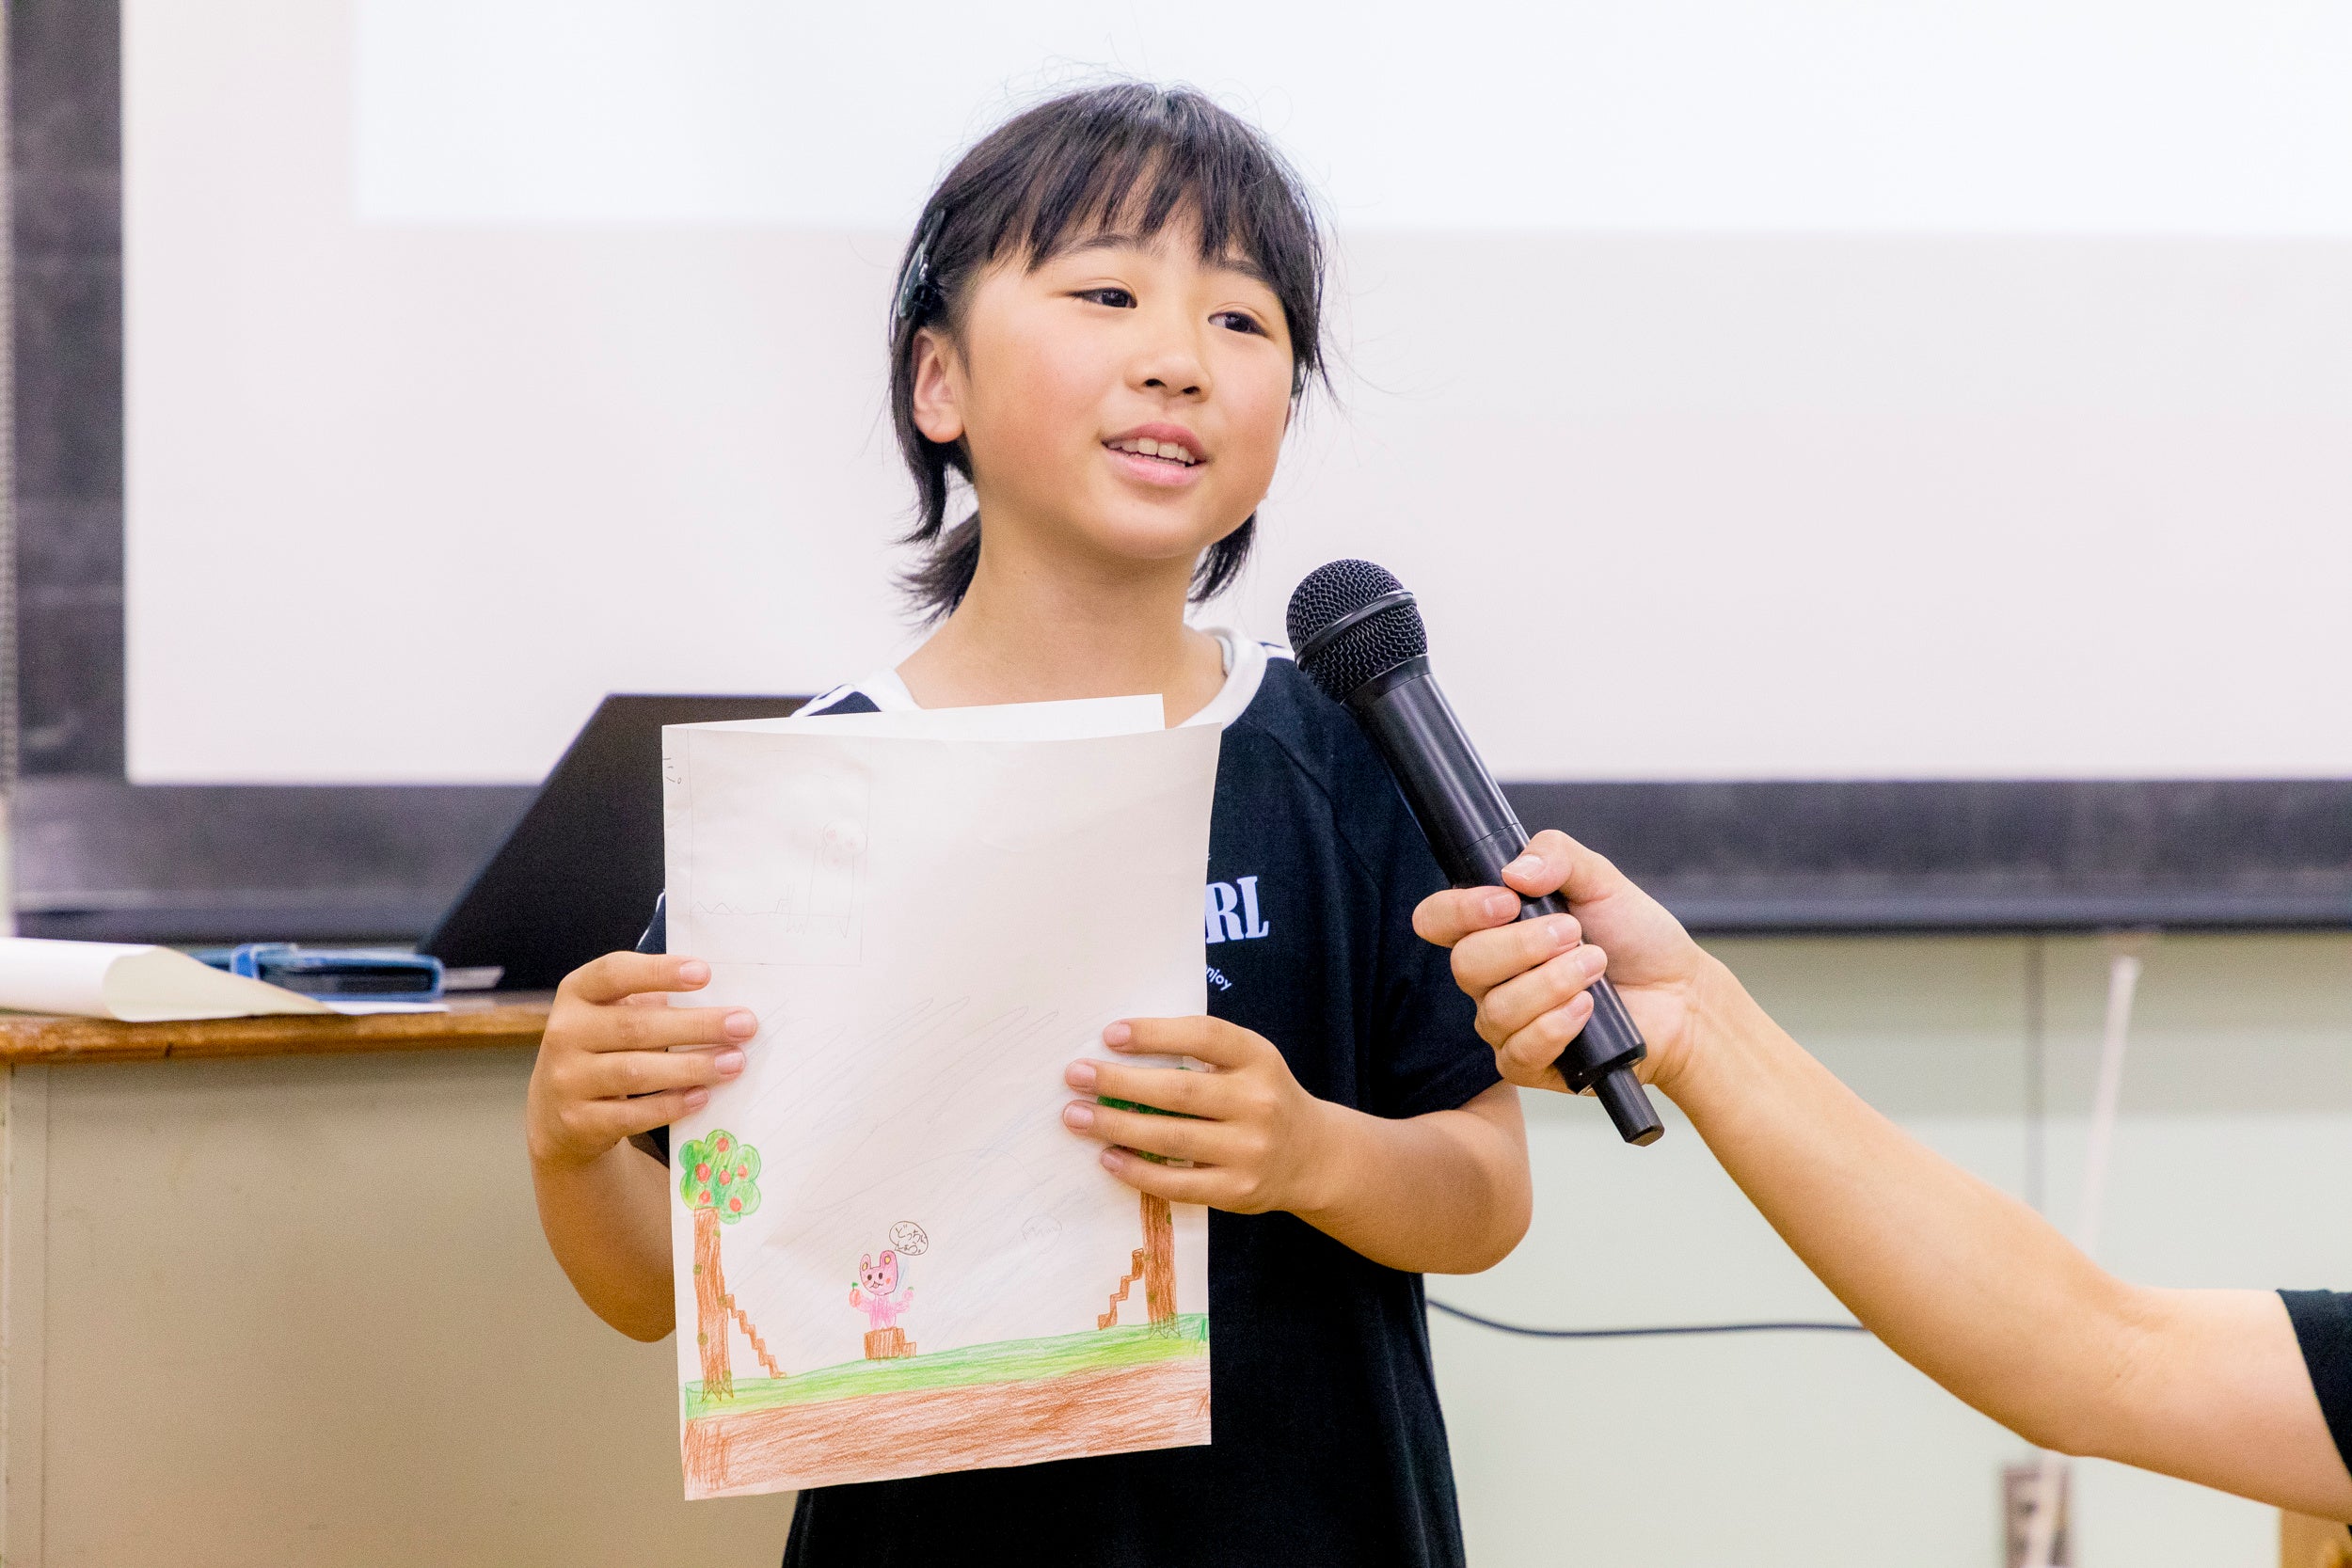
850, 1249, 914, 1332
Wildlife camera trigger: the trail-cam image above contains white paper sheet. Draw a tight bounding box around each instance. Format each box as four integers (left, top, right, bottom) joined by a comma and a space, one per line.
660, 699, 1218, 1498
690, 693, 1164, 739
0, 939, 330, 1022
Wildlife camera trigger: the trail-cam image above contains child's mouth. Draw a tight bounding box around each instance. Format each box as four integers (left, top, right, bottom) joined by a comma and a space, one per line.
1104, 436, 1200, 468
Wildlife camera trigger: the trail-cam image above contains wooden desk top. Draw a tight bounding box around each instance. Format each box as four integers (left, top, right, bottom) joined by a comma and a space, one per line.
0, 993, 552, 1065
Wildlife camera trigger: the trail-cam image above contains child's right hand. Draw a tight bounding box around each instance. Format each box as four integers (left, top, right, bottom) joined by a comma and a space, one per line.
524, 952, 755, 1168
1411, 830, 1721, 1101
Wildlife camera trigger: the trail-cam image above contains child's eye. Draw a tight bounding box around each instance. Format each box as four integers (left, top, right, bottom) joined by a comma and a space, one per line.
1213, 310, 1267, 337
1076, 287, 1136, 309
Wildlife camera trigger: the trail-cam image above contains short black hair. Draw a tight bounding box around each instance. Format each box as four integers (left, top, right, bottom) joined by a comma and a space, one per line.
887, 83, 1329, 623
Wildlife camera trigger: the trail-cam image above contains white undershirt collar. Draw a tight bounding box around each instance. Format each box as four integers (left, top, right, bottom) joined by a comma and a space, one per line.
852, 626, 1268, 730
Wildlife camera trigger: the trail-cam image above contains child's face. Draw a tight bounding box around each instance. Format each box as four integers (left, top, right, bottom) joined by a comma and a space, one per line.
911, 215, 1294, 590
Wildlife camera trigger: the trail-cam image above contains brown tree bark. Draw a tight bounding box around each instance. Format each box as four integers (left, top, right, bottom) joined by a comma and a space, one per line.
1139, 1192, 1177, 1330
692, 1205, 732, 1398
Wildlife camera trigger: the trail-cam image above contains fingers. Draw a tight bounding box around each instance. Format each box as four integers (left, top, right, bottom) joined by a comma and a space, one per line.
575, 1043, 747, 1102
1496, 830, 1578, 899
564, 1085, 713, 1148
1104, 1016, 1261, 1069
1412, 885, 1523, 949
1491, 991, 1596, 1090
1064, 1098, 1233, 1165
1476, 942, 1608, 1044
1447, 912, 1582, 998
564, 1001, 756, 1056
559, 950, 713, 1007
1500, 829, 1632, 911
537, 1033, 745, 1133
1095, 1148, 1228, 1207
1071, 1057, 1220, 1117
531, 953, 755, 1168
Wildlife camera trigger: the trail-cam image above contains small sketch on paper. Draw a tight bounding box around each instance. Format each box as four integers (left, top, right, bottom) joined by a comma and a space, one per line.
850, 1247, 917, 1360
887, 1220, 930, 1256
680, 761, 870, 965
693, 819, 862, 931
678, 1131, 785, 1399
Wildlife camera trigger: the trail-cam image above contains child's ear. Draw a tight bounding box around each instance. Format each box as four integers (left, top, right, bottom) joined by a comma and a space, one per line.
909, 327, 965, 445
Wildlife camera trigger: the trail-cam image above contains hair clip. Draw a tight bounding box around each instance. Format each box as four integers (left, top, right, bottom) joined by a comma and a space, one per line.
894, 207, 949, 324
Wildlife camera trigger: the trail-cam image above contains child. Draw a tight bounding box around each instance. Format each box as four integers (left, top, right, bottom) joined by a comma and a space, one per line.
524, 84, 1532, 1567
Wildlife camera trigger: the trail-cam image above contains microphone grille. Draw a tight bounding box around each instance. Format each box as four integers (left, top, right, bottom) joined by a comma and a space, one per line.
1286, 560, 1429, 703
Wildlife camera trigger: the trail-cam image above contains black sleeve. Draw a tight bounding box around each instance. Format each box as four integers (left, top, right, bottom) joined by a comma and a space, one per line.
1360, 779, 1502, 1121
628, 896, 672, 1164
2281, 1291, 2352, 1479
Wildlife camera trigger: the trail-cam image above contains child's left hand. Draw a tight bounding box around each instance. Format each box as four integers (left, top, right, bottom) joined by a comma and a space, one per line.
1063, 1018, 1338, 1216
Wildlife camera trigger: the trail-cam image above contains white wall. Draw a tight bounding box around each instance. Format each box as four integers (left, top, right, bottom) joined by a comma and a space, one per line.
7, 932, 2344, 1565
124, 0, 2352, 783
1438, 931, 2352, 1566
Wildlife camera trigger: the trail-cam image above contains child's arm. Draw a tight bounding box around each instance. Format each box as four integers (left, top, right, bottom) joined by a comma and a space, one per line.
1413, 831, 2352, 1520
1064, 1019, 1531, 1275
526, 952, 754, 1340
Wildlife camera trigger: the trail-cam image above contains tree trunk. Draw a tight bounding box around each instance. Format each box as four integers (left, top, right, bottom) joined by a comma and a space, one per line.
691, 1205, 732, 1399
1140, 1192, 1177, 1330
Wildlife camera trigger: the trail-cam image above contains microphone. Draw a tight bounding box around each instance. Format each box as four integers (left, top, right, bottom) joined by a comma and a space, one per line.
1287, 561, 1664, 1147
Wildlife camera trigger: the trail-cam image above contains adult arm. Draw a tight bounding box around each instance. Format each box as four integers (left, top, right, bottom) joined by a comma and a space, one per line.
1415, 832, 2352, 1519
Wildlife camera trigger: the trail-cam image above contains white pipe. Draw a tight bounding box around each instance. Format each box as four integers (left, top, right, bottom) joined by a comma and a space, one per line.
2018, 940, 2145, 1568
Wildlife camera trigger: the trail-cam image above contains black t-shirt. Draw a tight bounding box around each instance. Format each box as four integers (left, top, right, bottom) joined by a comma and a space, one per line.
639, 655, 1501, 1567
2282, 1291, 2352, 1485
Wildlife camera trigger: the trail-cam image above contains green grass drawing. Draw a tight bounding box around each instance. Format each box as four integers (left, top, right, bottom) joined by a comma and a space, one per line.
682, 1314, 1209, 1420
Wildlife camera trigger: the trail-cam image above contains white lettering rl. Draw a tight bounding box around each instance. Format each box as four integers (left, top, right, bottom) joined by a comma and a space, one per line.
1204, 878, 1272, 944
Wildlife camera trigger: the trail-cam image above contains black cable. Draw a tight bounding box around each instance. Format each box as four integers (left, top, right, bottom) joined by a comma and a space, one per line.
1427, 1298, 1868, 1339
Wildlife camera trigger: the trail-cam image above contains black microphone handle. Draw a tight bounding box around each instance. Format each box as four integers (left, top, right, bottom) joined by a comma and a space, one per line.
1346, 657, 1664, 1147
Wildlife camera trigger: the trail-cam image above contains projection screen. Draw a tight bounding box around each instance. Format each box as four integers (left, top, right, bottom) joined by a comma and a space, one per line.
125, 0, 2352, 785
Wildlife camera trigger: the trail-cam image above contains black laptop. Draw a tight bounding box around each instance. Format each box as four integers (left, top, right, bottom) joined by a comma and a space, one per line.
420, 694, 806, 990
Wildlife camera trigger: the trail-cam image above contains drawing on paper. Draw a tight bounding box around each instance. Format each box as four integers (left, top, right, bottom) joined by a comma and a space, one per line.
1098, 1193, 1179, 1331
691, 819, 862, 935
851, 1247, 917, 1359
678, 1131, 785, 1399
663, 713, 1221, 1499
672, 1026, 1211, 1497
676, 754, 870, 966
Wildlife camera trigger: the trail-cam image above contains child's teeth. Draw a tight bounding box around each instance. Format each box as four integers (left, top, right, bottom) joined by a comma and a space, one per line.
1110, 437, 1192, 463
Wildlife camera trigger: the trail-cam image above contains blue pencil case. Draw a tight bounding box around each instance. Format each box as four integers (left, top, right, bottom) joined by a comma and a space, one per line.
192, 944, 444, 1004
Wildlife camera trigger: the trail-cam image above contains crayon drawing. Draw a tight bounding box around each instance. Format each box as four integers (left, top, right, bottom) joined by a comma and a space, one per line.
661, 715, 1221, 1498
677, 1131, 785, 1398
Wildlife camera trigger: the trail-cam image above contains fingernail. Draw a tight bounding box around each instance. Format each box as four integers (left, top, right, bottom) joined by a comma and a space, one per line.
1483, 889, 1518, 920
1065, 1060, 1099, 1090
724, 1010, 756, 1038
1062, 1101, 1097, 1131
715, 1049, 746, 1074
684, 1087, 710, 1111
1552, 917, 1581, 950
1504, 854, 1541, 879
1100, 1148, 1122, 1171
1581, 947, 1607, 977
1103, 1022, 1133, 1048
677, 959, 710, 986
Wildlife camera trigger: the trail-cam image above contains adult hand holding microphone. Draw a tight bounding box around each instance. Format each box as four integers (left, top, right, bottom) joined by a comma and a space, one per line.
1417, 827, 2352, 1523
1287, 561, 1663, 1144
